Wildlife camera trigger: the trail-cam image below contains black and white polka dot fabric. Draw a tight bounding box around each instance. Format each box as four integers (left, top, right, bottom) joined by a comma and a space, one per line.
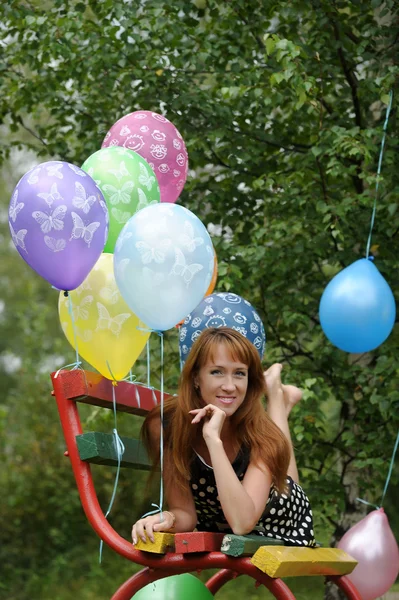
190, 446, 316, 547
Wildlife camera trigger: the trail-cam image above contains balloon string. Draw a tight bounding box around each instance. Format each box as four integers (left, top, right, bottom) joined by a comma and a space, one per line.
356, 427, 399, 510
365, 90, 393, 258
99, 365, 125, 563
159, 332, 164, 516
177, 325, 184, 372
146, 339, 150, 388
380, 428, 399, 507
54, 293, 82, 378
67, 293, 80, 366
140, 332, 165, 523
355, 497, 379, 510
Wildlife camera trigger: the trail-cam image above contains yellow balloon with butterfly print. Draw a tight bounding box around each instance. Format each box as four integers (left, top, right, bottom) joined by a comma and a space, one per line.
58, 253, 150, 380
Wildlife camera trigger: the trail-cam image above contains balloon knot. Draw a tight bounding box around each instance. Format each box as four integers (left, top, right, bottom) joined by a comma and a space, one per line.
112, 380, 118, 387
367, 255, 375, 261
64, 290, 69, 297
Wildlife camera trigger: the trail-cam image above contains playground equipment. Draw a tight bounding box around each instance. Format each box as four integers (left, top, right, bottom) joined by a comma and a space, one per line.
51, 368, 362, 600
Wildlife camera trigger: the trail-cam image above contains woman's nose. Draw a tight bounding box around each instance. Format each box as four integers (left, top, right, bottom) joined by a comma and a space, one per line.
221, 377, 235, 390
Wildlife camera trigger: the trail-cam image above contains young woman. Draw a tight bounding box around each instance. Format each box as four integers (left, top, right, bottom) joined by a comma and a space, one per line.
132, 327, 316, 547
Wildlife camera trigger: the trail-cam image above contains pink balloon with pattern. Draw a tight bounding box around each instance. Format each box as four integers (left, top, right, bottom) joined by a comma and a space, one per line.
102, 110, 188, 204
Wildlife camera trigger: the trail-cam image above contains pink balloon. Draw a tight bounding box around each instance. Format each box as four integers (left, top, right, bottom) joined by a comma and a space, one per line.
102, 110, 188, 204
338, 508, 399, 600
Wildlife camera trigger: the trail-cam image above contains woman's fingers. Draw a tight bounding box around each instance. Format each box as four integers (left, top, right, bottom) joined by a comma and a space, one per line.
135, 520, 147, 543
190, 406, 214, 423
132, 523, 137, 545
132, 519, 153, 544
132, 513, 174, 544
153, 516, 171, 532
145, 521, 155, 543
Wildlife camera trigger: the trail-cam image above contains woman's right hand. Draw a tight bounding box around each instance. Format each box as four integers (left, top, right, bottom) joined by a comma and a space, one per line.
132, 511, 175, 545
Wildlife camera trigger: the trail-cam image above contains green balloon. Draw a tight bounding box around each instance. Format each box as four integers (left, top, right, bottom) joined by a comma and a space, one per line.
132, 574, 214, 600
81, 146, 160, 253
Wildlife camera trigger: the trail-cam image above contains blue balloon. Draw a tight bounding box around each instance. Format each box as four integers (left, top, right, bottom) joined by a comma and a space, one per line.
319, 258, 396, 353
179, 292, 266, 363
113, 204, 214, 331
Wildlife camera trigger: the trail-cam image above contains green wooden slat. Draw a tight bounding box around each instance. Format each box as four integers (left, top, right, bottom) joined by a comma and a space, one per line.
76, 432, 154, 470
221, 533, 283, 556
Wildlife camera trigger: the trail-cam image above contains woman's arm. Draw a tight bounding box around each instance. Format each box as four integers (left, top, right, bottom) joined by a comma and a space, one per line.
191, 405, 272, 535
207, 437, 272, 535
164, 477, 198, 533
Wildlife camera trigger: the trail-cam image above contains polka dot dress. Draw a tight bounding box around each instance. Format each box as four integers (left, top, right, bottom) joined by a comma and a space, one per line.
190, 446, 316, 547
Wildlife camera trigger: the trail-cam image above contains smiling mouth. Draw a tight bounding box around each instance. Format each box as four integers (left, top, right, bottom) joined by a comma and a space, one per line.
217, 397, 235, 404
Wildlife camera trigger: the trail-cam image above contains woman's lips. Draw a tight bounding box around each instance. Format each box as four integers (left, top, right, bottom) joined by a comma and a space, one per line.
217, 397, 235, 405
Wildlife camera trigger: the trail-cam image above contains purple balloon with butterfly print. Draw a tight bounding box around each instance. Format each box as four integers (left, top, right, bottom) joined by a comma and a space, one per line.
8, 160, 109, 291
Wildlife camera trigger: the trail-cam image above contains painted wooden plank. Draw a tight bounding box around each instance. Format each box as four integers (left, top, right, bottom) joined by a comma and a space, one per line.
174, 532, 224, 554
51, 369, 168, 415
221, 534, 283, 557
76, 432, 154, 470
134, 532, 175, 554
251, 546, 357, 578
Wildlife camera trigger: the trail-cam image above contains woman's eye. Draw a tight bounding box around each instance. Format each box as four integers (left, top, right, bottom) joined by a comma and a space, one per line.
210, 369, 222, 375
236, 371, 247, 377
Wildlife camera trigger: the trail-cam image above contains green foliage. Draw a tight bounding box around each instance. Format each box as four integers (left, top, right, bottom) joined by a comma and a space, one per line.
0, 0, 398, 597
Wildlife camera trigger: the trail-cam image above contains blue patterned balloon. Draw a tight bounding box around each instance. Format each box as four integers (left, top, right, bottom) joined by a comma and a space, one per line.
179, 292, 266, 363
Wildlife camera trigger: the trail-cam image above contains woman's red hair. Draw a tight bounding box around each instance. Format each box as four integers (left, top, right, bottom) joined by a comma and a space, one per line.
142, 327, 291, 493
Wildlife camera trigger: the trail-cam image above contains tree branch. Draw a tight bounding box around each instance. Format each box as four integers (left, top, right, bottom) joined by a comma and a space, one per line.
228, 4, 266, 52
17, 116, 48, 147
330, 19, 363, 130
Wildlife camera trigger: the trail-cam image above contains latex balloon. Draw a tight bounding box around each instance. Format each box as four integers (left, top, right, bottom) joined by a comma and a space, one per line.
8, 161, 108, 291
206, 250, 218, 296
58, 253, 150, 380
319, 258, 396, 353
113, 204, 214, 332
179, 292, 266, 363
102, 110, 188, 204
338, 508, 399, 600
132, 574, 213, 600
175, 248, 218, 328
81, 146, 160, 253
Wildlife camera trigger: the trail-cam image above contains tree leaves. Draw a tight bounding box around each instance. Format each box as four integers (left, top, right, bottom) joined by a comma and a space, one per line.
0, 0, 398, 595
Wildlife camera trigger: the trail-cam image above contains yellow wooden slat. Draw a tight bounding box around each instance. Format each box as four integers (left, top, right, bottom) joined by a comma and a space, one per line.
251, 546, 357, 578
134, 532, 175, 554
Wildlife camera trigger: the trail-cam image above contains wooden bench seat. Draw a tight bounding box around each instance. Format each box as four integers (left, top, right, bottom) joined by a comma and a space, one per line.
251, 546, 357, 578
131, 532, 357, 578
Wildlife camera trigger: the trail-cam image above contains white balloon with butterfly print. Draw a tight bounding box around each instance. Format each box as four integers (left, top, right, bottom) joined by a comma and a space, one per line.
113, 203, 214, 331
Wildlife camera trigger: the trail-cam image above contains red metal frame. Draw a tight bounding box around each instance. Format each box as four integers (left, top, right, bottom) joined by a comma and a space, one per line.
51, 369, 362, 600
109, 564, 298, 600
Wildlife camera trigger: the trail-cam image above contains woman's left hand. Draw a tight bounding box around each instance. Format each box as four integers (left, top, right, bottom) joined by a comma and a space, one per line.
189, 404, 226, 442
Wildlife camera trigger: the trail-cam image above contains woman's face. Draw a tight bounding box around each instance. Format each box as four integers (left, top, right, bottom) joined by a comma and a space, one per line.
196, 343, 249, 417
